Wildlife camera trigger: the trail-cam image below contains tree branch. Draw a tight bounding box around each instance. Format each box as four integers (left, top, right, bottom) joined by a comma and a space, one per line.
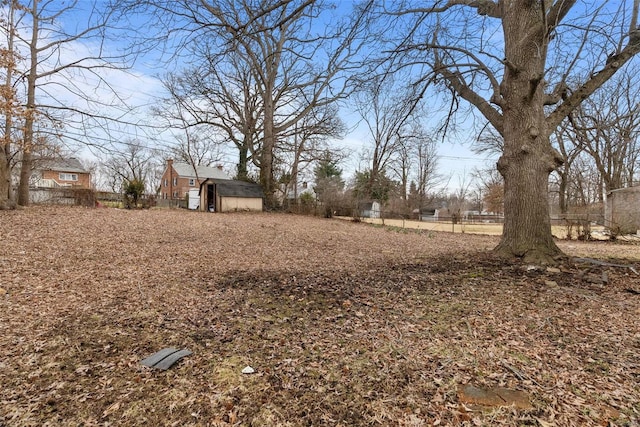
547, 36, 640, 131
385, 0, 501, 18
546, 0, 577, 33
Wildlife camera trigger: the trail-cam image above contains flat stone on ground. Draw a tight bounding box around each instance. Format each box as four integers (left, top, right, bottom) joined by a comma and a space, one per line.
458, 384, 533, 410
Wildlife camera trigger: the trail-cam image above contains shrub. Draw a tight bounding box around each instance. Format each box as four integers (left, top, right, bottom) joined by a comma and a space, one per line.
123, 179, 145, 209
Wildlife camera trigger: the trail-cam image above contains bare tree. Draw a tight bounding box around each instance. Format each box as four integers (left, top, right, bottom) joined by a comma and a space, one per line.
412, 131, 441, 208
381, 1, 640, 263
355, 75, 423, 200
166, 130, 222, 169
3, 1, 140, 206
472, 167, 503, 215
154, 94, 225, 187
99, 141, 158, 195
276, 103, 346, 202
387, 122, 440, 209
552, 123, 586, 214
565, 70, 640, 195
0, 0, 21, 209
125, 0, 371, 208
158, 54, 261, 181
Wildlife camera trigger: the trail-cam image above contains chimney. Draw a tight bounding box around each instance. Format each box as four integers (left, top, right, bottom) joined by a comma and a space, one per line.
167, 158, 174, 168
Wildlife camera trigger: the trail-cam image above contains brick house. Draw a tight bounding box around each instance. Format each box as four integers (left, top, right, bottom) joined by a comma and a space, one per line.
31, 157, 91, 189
159, 159, 230, 200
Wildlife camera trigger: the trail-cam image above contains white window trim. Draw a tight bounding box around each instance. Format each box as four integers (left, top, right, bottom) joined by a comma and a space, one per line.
59, 173, 78, 181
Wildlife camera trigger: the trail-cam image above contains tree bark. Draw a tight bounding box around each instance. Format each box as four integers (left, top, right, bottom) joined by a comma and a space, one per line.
0, 147, 12, 209
237, 142, 249, 181
403, 1, 639, 263
17, 0, 39, 207
1, 1, 17, 209
558, 171, 568, 214
494, 2, 563, 264
261, 85, 276, 208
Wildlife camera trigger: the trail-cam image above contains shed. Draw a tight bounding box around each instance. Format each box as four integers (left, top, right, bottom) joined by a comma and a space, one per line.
359, 201, 381, 218
605, 186, 640, 234
419, 208, 439, 222
199, 179, 263, 212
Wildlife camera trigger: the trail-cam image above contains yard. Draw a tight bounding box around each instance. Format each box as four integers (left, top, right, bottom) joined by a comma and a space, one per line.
349, 217, 611, 240
1, 207, 639, 426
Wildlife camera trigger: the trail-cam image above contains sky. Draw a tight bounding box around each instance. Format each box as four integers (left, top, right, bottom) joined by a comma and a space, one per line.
9, 0, 498, 193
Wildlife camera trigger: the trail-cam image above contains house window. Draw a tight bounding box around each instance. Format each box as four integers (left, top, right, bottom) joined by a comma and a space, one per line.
59, 173, 78, 181
189, 178, 196, 187
173, 191, 178, 198
164, 179, 168, 187
173, 177, 178, 186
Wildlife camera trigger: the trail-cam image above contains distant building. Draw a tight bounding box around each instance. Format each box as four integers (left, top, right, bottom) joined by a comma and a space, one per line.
199, 178, 264, 212
159, 159, 230, 200
31, 157, 91, 189
28, 157, 93, 205
359, 201, 381, 218
605, 186, 640, 234
283, 181, 316, 204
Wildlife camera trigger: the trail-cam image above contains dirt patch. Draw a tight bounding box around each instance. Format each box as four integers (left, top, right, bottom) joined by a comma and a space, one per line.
1, 207, 639, 426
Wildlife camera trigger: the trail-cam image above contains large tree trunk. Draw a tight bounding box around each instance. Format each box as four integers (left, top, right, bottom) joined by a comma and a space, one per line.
558, 171, 568, 214
496, 141, 562, 263
0, 148, 13, 210
17, 150, 32, 206
1, 0, 16, 210
260, 89, 276, 209
237, 142, 249, 181
17, 0, 39, 207
494, 2, 563, 264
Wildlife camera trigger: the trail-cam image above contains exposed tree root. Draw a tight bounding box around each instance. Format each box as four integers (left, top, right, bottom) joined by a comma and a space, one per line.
0, 200, 16, 210
494, 242, 567, 266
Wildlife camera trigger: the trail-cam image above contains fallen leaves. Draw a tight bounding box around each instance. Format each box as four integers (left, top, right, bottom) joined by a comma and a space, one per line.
0, 207, 639, 426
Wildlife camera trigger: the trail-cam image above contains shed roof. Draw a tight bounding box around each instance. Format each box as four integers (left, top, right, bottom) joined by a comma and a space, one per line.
172, 162, 230, 180
37, 157, 87, 173
201, 178, 264, 199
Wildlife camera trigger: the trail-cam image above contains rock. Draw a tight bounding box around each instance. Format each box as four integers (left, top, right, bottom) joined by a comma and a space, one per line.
241, 366, 255, 374
546, 267, 561, 274
457, 384, 533, 410
583, 273, 605, 285
0, 288, 6, 296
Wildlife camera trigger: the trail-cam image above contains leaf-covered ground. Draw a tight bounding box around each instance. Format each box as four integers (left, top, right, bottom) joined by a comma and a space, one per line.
1, 207, 639, 426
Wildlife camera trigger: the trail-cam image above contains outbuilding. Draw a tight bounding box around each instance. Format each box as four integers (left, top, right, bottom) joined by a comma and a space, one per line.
199, 178, 263, 212
359, 201, 381, 218
605, 186, 640, 235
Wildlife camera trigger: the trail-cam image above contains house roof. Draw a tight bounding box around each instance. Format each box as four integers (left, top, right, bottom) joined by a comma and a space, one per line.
172, 162, 230, 180
201, 178, 264, 199
37, 157, 87, 173
285, 183, 315, 199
